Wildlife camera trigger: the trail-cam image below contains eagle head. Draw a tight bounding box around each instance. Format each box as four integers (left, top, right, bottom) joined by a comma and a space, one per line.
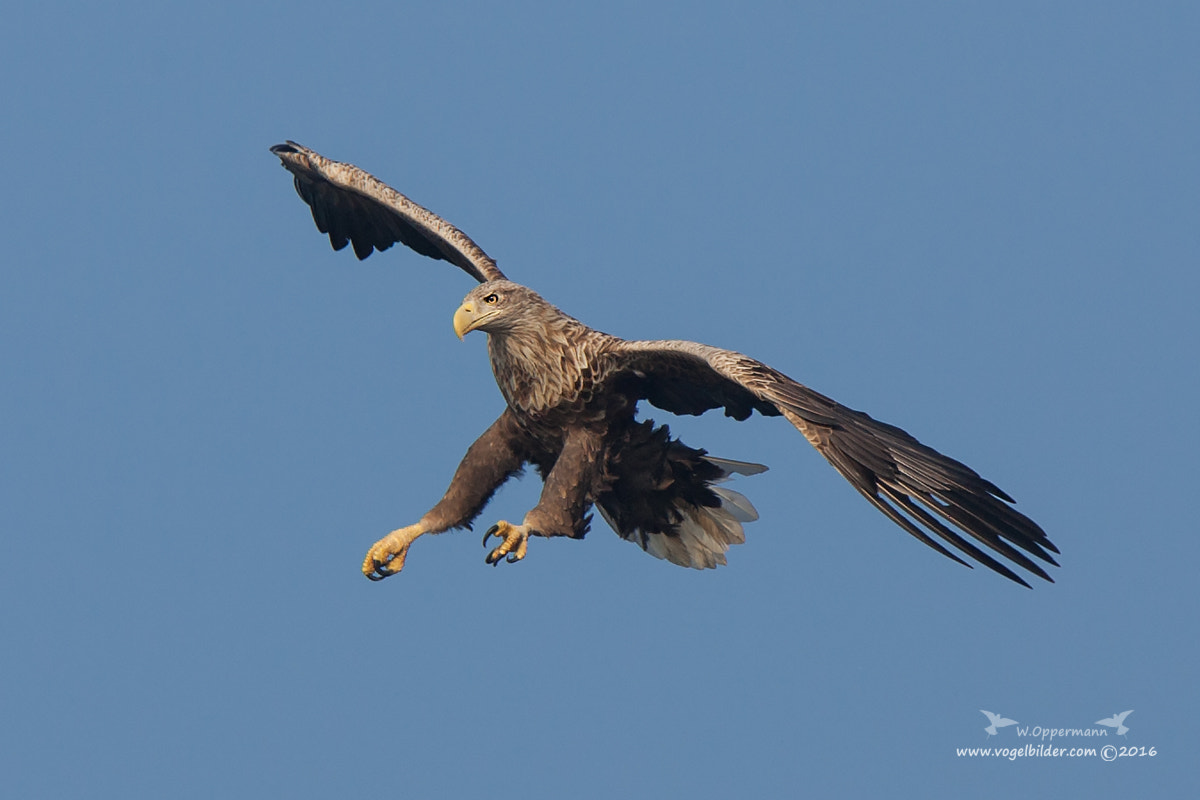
453, 280, 547, 339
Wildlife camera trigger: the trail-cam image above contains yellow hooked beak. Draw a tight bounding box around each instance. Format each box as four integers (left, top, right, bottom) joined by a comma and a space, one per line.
453, 301, 478, 340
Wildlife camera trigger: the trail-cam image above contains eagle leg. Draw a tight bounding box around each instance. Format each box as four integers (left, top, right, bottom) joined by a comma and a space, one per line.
482, 521, 530, 566
362, 524, 426, 580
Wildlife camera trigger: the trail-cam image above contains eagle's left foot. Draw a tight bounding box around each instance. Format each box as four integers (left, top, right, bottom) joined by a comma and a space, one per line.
482, 521, 529, 566
363, 524, 425, 581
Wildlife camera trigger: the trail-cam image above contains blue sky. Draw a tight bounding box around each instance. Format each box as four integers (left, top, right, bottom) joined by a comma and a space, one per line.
2, 1, 1196, 796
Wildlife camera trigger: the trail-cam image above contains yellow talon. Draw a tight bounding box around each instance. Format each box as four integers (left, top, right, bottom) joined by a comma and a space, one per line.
483, 521, 530, 566
363, 524, 425, 581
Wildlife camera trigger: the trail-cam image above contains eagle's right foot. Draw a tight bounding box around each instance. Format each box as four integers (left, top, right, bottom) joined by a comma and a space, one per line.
363, 524, 425, 581
482, 521, 530, 566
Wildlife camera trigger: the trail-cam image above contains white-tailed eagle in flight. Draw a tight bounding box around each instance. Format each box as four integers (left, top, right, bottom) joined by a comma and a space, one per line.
270, 141, 1059, 587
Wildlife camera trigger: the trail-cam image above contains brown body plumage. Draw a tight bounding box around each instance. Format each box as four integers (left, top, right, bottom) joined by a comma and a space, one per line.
271, 141, 1060, 586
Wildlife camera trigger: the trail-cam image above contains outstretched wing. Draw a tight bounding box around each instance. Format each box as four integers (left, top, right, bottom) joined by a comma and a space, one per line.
270, 141, 506, 283
608, 339, 1059, 587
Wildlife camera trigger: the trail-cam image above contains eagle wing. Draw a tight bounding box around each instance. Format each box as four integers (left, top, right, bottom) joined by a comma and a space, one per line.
609, 339, 1059, 587
270, 141, 505, 283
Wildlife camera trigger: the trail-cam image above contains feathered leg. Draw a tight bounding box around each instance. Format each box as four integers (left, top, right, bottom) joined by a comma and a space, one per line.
363, 411, 527, 580
482, 426, 604, 566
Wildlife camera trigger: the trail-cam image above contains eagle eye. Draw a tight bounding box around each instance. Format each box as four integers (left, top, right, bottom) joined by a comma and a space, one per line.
483, 293, 499, 305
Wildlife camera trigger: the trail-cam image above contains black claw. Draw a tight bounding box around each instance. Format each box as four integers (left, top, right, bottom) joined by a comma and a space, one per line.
482, 524, 500, 548
365, 558, 395, 581
506, 553, 520, 564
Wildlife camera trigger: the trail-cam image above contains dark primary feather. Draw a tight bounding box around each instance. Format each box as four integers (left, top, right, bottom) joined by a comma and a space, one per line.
270, 141, 505, 283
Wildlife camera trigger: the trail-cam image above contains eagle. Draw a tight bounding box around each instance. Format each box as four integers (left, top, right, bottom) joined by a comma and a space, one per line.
270, 141, 1059, 587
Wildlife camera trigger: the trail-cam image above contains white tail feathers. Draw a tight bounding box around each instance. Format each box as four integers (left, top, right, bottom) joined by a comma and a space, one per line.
711, 485, 759, 523
602, 456, 767, 570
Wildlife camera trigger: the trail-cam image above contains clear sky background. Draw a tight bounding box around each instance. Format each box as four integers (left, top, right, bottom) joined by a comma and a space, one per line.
2, 2, 1196, 797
